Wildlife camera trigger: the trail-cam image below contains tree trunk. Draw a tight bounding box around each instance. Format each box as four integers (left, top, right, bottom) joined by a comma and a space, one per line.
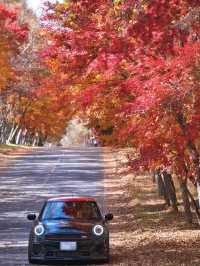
186, 186, 200, 224
6, 124, 15, 144
0, 123, 5, 143
16, 128, 22, 145
10, 125, 20, 144
21, 129, 27, 145
176, 113, 200, 182
32, 134, 39, 146
3, 123, 11, 144
155, 170, 170, 206
196, 181, 200, 210
7, 124, 19, 144
162, 171, 178, 212
152, 171, 156, 183
179, 181, 193, 223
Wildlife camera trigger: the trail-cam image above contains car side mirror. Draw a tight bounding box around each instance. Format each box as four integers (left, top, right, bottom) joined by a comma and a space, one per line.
105, 213, 113, 221
27, 213, 36, 221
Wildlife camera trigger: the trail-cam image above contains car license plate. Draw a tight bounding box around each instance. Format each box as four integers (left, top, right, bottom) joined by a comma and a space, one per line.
60, 241, 77, 251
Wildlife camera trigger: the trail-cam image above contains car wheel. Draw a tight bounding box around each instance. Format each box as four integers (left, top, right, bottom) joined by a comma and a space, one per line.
105, 238, 110, 263
28, 249, 36, 264
28, 239, 39, 264
28, 251, 38, 264
98, 257, 110, 264
28, 257, 38, 264
99, 239, 110, 264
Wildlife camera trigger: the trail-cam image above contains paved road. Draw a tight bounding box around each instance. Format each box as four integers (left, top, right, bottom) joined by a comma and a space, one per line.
0, 147, 105, 266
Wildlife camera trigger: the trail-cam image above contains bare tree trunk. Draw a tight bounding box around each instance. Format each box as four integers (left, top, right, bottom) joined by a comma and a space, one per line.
6, 124, 16, 144
35, 134, 39, 146
3, 123, 11, 144
10, 125, 20, 144
152, 171, 156, 183
21, 129, 27, 145
162, 171, 178, 212
0, 123, 6, 143
24, 132, 31, 146
186, 186, 200, 224
179, 180, 193, 223
197, 181, 200, 208
156, 170, 170, 206
32, 133, 39, 146
16, 128, 22, 145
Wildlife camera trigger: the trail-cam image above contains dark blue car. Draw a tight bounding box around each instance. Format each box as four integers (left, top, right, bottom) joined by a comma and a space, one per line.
27, 196, 113, 264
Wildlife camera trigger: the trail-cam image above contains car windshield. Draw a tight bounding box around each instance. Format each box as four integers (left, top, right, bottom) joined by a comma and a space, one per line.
41, 201, 102, 220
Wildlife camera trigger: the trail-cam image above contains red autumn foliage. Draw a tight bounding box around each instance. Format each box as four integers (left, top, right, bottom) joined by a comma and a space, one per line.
41, 0, 200, 181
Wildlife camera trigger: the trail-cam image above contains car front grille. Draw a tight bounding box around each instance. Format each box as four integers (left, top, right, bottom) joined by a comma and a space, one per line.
45, 250, 90, 258
78, 239, 93, 251
45, 234, 89, 241
44, 239, 95, 258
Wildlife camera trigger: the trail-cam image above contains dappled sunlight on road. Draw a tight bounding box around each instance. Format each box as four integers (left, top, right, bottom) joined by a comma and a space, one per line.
0, 147, 106, 266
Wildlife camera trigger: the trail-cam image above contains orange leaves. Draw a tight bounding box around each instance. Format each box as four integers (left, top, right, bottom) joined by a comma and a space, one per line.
37, 0, 200, 174
0, 4, 28, 92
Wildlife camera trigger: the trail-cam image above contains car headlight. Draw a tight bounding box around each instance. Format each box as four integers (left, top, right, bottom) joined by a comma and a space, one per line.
34, 224, 45, 236
93, 225, 104, 236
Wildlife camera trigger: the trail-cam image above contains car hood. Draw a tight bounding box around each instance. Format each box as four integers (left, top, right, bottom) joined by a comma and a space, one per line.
42, 219, 102, 235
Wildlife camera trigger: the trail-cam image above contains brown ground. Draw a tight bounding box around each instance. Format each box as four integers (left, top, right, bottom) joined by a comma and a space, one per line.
102, 148, 200, 266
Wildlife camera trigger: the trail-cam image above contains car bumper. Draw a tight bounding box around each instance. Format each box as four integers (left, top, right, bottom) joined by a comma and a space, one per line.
31, 254, 108, 262
30, 238, 108, 262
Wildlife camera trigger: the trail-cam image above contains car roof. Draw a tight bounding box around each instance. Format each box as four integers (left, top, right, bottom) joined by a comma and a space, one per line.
47, 196, 97, 203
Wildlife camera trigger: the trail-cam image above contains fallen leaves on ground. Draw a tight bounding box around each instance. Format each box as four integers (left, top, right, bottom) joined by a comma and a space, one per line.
103, 148, 200, 266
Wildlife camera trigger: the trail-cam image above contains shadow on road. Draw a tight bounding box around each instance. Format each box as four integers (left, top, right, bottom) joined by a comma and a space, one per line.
0, 148, 107, 266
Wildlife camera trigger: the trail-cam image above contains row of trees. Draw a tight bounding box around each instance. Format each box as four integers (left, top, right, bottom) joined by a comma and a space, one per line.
41, 0, 200, 223
0, 1, 75, 145
0, 1, 43, 145
2, 0, 200, 223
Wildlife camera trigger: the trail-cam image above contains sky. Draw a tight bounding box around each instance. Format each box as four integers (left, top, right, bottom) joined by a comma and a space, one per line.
26, 0, 63, 15
26, 0, 43, 13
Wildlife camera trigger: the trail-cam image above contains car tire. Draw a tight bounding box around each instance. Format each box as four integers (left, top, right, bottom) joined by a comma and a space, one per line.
28, 249, 36, 264
28, 252, 38, 264
100, 238, 110, 264
28, 239, 39, 264
28, 258, 38, 264
98, 257, 110, 264
28, 252, 41, 265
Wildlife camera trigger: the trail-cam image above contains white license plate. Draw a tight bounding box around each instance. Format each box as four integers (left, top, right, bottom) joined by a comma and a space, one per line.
60, 241, 77, 251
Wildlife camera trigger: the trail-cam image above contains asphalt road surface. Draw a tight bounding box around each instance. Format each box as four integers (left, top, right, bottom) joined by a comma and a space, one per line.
0, 147, 106, 266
